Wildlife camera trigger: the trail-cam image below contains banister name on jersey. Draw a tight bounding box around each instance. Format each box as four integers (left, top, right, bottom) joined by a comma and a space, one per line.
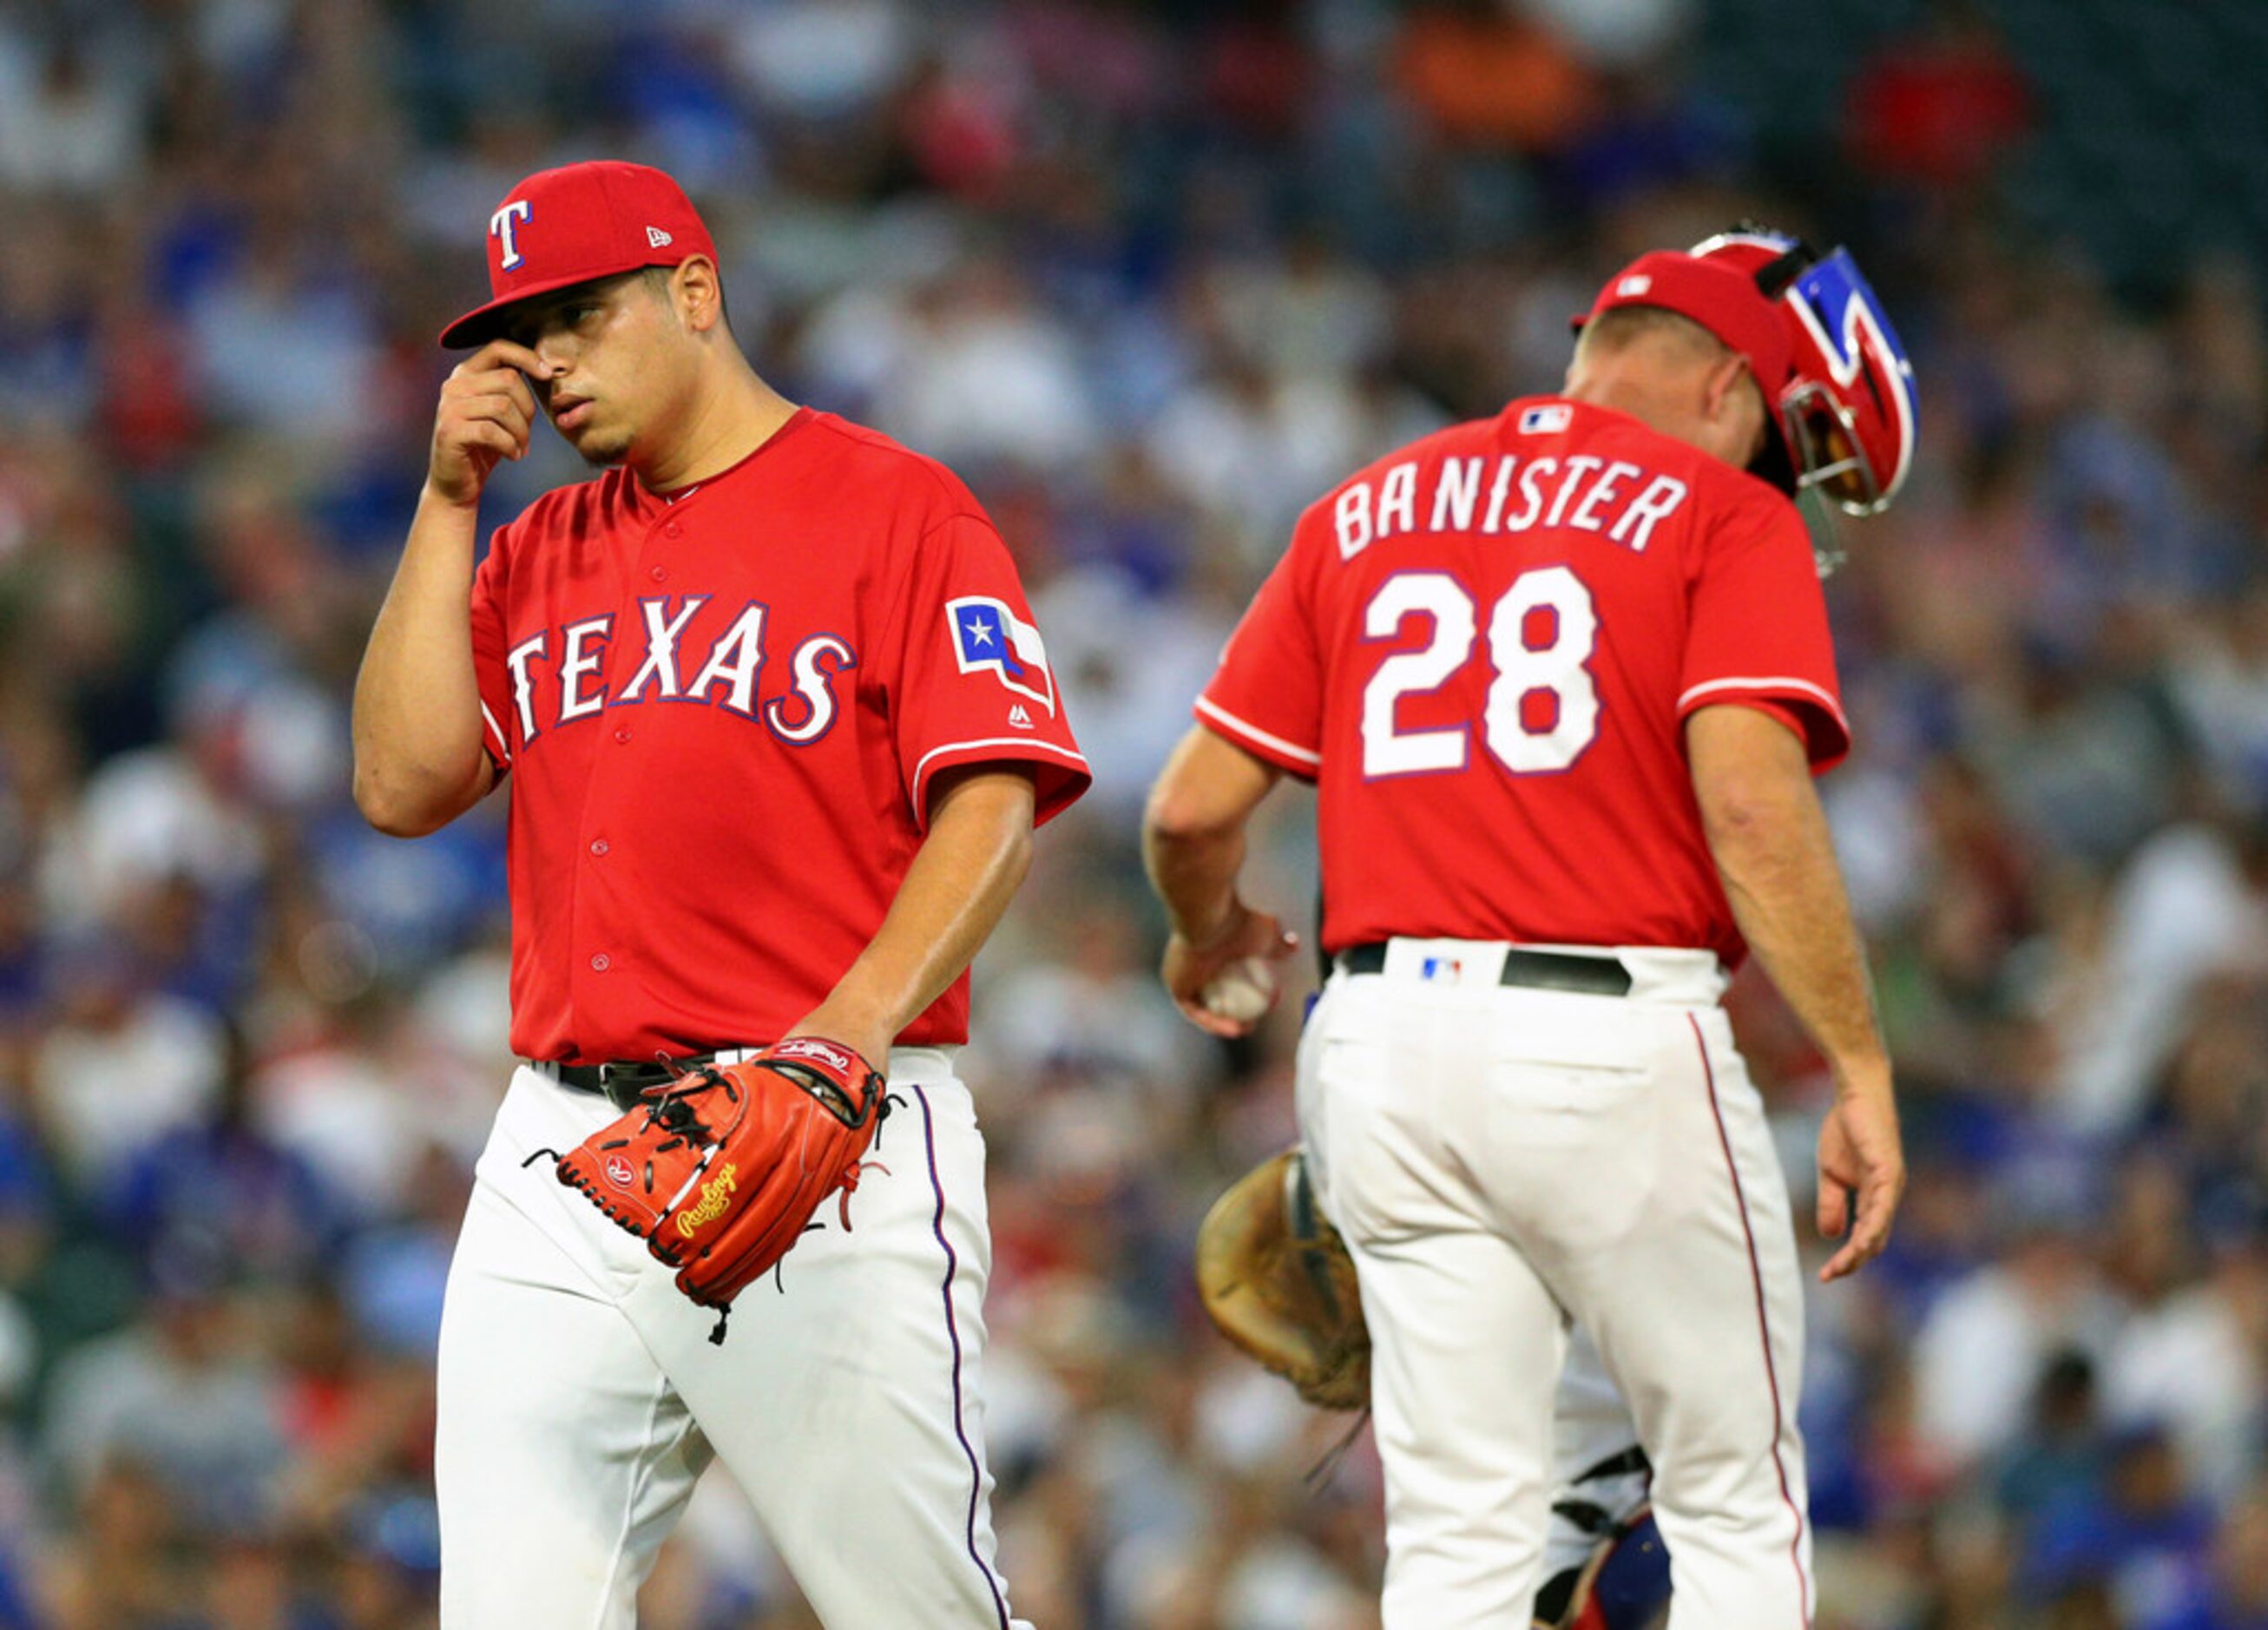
469, 409, 1090, 1063
1198, 397, 1849, 966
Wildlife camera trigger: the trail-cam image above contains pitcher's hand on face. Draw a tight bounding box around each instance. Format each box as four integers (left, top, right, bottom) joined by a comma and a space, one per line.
1816, 1064, 1903, 1283
1161, 899, 1298, 1040
428, 339, 548, 508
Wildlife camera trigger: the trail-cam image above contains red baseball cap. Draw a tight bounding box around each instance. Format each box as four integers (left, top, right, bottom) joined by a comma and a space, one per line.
438, 161, 719, 348
1572, 250, 1795, 393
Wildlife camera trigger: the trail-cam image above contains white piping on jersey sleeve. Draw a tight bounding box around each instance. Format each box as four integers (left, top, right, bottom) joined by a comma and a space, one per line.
1193, 696, 1323, 768
1677, 675, 1849, 731
908, 736, 1091, 823
480, 700, 512, 768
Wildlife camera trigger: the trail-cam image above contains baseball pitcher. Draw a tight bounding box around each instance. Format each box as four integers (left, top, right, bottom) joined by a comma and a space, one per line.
353, 161, 1088, 1627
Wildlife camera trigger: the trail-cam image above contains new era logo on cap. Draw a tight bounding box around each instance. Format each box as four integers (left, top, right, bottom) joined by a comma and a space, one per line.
1617, 273, 1653, 297
440, 161, 720, 348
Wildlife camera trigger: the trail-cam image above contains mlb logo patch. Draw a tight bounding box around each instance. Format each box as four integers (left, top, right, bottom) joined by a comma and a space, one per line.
1420, 956, 1463, 982
1519, 404, 1572, 435
948, 596, 1056, 714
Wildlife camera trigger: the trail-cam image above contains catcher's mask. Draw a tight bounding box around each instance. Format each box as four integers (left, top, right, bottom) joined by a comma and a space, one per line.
1691, 227, 1919, 517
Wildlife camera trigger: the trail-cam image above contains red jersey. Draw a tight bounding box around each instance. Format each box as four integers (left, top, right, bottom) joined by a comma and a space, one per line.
469, 409, 1089, 1062
1198, 397, 1847, 965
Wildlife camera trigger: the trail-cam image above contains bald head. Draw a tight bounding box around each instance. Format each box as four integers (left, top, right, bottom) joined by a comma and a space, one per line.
1565, 307, 1772, 473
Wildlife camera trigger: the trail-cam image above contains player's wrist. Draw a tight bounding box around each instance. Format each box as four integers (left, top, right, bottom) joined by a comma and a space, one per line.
1830, 1052, 1893, 1101
793, 980, 900, 1055
1176, 897, 1246, 956
420, 474, 484, 515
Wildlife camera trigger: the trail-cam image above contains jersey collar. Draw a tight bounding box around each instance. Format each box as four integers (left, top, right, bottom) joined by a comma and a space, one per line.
629, 405, 817, 516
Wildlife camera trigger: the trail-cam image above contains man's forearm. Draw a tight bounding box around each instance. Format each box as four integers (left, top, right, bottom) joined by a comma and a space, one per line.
1143, 822, 1246, 949
819, 770, 1036, 1042
1141, 726, 1281, 946
1693, 718, 1886, 1080
352, 487, 493, 835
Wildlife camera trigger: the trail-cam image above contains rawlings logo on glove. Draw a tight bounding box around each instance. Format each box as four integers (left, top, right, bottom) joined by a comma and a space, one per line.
545, 1037, 888, 1341
676, 1164, 740, 1235
771, 1036, 854, 1071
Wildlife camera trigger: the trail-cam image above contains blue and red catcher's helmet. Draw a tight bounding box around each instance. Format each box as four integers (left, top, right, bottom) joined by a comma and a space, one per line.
1691, 227, 1919, 516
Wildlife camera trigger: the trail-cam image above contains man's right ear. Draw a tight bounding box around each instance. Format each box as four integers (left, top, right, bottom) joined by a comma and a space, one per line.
673, 257, 726, 335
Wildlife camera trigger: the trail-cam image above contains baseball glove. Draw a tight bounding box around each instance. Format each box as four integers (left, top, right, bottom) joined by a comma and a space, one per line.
1194, 1147, 1370, 1410
549, 1037, 887, 1341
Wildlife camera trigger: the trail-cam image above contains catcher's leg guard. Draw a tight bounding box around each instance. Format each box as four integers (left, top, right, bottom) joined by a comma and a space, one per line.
1535, 1509, 1672, 1630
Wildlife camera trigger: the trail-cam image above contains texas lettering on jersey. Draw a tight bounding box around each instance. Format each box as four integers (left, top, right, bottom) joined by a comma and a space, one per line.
500, 599, 858, 750
1200, 395, 1845, 966
469, 409, 1090, 1064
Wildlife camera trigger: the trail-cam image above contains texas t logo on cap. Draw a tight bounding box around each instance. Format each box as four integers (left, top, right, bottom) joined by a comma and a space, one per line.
441, 161, 719, 348
491, 200, 533, 270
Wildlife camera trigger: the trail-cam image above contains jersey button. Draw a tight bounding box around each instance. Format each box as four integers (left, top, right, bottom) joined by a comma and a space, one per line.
590, 953, 611, 973
649, 566, 667, 582
614, 728, 631, 745
589, 838, 609, 857
664, 522, 683, 539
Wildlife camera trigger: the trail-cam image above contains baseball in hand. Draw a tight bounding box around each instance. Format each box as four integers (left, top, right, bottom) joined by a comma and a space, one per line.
1200, 956, 1279, 1023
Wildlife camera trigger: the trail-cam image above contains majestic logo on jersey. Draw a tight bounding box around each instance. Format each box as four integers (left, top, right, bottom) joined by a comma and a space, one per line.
1008, 704, 1034, 729
948, 596, 1056, 713
490, 200, 532, 270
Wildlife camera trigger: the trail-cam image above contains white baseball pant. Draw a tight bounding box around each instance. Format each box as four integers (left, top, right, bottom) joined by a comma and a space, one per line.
1298, 938, 1812, 1630
434, 1047, 1030, 1629
1544, 1323, 1653, 1580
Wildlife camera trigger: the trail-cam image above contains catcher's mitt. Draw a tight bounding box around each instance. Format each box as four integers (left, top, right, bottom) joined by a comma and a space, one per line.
1194, 1148, 1369, 1410
549, 1037, 887, 1340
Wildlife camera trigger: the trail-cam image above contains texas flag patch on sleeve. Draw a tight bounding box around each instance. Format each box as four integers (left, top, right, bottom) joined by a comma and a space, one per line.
948, 596, 1056, 714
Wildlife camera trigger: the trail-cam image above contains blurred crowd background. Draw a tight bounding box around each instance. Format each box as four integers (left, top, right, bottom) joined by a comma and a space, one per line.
2, 0, 2266, 1625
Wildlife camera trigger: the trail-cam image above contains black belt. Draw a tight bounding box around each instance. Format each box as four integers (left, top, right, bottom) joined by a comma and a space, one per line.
534, 1052, 729, 1112
1337, 942, 1633, 997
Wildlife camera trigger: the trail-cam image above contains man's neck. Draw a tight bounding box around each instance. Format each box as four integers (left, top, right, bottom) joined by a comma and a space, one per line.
633, 369, 799, 493
1562, 375, 1682, 443
1562, 362, 1761, 471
